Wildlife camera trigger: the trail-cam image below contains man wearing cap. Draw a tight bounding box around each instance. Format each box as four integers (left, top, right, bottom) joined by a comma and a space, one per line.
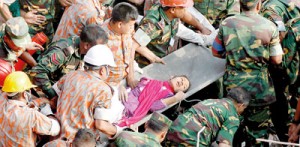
212, 0, 283, 145
114, 112, 172, 146
0, 17, 43, 67
29, 25, 108, 100
166, 87, 251, 146
54, 44, 122, 141
0, 71, 60, 146
134, 0, 215, 67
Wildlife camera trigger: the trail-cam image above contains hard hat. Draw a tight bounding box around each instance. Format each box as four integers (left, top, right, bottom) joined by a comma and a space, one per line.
0, 59, 12, 87
2, 71, 37, 93
160, 0, 194, 7
84, 45, 117, 67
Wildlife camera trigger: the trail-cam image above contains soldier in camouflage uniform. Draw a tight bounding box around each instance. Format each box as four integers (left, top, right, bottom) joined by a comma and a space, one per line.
134, 0, 194, 67
19, 0, 56, 42
166, 87, 251, 146
194, 0, 240, 28
114, 112, 172, 147
279, 17, 300, 143
29, 25, 108, 99
261, 0, 300, 141
212, 0, 283, 145
261, 0, 300, 25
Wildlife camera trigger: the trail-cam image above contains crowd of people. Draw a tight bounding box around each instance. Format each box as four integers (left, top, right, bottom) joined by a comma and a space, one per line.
0, 0, 300, 146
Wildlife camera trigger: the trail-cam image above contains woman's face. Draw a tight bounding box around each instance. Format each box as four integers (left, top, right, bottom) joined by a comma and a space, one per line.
170, 76, 189, 92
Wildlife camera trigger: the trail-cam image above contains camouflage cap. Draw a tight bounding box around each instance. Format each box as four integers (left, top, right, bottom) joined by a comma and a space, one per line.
5, 17, 31, 48
240, 0, 260, 8
149, 112, 172, 129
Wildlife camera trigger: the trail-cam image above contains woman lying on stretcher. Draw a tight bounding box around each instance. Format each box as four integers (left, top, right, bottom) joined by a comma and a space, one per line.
118, 75, 190, 127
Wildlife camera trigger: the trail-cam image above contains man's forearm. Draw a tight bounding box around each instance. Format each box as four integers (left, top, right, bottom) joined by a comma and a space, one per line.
95, 119, 117, 137
0, 4, 13, 22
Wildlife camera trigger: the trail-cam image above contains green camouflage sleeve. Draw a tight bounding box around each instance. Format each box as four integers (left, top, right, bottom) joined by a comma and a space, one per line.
29, 49, 67, 99
139, 19, 161, 40
216, 115, 240, 145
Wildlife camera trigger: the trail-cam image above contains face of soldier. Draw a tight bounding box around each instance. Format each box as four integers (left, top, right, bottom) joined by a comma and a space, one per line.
120, 20, 136, 34
169, 76, 190, 92
237, 103, 247, 114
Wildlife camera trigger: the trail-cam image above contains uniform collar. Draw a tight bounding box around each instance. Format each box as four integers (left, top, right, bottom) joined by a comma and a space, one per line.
241, 11, 259, 16
159, 6, 171, 24
73, 36, 81, 58
7, 99, 27, 107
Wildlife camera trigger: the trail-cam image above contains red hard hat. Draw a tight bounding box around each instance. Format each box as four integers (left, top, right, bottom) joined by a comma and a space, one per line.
0, 59, 12, 87
160, 0, 194, 7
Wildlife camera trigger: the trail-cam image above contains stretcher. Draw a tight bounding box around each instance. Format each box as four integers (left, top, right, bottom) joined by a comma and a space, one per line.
131, 43, 226, 130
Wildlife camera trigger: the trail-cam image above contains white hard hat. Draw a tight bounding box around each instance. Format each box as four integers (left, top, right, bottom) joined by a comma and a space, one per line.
84, 45, 116, 67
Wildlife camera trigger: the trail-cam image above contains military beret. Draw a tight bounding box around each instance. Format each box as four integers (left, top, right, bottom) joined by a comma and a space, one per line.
149, 112, 172, 129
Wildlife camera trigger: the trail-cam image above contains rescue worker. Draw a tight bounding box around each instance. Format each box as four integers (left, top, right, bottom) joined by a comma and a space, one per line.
212, 0, 283, 145
53, 0, 111, 41
29, 24, 108, 99
166, 87, 251, 146
134, 0, 215, 67
194, 0, 240, 28
43, 128, 97, 147
19, 0, 56, 42
54, 45, 121, 141
0, 17, 44, 67
261, 0, 300, 141
100, 2, 139, 124
279, 17, 300, 143
114, 112, 172, 146
0, 71, 60, 146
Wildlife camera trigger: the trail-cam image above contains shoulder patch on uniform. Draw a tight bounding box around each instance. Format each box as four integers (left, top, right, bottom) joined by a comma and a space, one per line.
133, 29, 152, 46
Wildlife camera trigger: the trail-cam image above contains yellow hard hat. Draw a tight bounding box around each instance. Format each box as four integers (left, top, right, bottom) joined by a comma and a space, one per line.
2, 71, 36, 93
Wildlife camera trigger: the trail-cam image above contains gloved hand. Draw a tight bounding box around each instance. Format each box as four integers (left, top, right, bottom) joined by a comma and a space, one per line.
40, 103, 54, 116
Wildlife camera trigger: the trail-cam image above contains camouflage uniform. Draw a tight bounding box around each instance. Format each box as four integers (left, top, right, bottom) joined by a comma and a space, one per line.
134, 4, 180, 67
20, 0, 55, 42
283, 17, 300, 97
114, 112, 172, 147
29, 36, 82, 99
166, 98, 240, 146
261, 0, 300, 141
193, 0, 240, 28
261, 0, 300, 24
212, 6, 283, 144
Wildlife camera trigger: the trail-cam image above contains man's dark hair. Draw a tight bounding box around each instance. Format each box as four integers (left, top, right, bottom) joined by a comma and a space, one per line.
111, 2, 138, 23
240, 0, 259, 11
7, 92, 22, 100
73, 129, 96, 147
147, 119, 168, 133
227, 87, 251, 106
80, 24, 108, 46
171, 75, 191, 93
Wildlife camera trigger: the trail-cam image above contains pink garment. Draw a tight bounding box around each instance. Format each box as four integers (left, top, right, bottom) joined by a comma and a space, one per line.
119, 78, 174, 127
